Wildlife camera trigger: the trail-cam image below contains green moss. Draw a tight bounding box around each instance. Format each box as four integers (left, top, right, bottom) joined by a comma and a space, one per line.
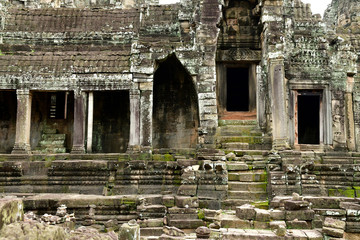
164, 154, 175, 161
252, 201, 269, 210
173, 179, 181, 186
329, 188, 355, 198
152, 154, 175, 161
197, 209, 205, 220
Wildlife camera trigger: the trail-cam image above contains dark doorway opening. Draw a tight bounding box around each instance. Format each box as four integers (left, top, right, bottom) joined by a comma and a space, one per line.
49, 92, 67, 119
227, 67, 249, 111
92, 91, 129, 153
298, 94, 320, 144
0, 91, 17, 153
31, 91, 74, 153
153, 54, 199, 149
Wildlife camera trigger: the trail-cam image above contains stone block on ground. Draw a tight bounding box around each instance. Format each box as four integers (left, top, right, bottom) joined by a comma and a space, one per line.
323, 217, 346, 230
220, 214, 252, 229
235, 204, 256, 220
286, 220, 312, 229
255, 209, 270, 222
303, 230, 323, 240
270, 209, 285, 220
323, 226, 344, 238
285, 210, 314, 221
270, 221, 286, 230
284, 200, 309, 210
0, 198, 24, 230
175, 196, 199, 208
119, 220, 140, 240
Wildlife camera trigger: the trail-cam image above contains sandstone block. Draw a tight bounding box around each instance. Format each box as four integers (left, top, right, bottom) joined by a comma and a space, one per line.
303, 230, 323, 240
323, 226, 344, 238
175, 196, 199, 208
284, 200, 309, 210
253, 221, 270, 229
270, 209, 285, 220
255, 209, 270, 222
220, 215, 252, 228
270, 221, 286, 230
163, 195, 175, 208
285, 210, 314, 221
235, 204, 256, 220
119, 220, 140, 240
323, 217, 346, 230
0, 198, 24, 230
177, 185, 197, 196
286, 220, 311, 229
339, 202, 360, 210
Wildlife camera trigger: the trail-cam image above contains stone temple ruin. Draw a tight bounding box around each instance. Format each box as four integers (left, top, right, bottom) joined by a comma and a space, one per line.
0, 0, 360, 239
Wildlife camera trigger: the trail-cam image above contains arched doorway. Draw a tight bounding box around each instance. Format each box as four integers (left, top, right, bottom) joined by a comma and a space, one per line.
152, 54, 199, 149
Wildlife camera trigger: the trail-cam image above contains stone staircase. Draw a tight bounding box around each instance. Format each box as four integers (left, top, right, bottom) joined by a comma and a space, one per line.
216, 119, 270, 210
34, 127, 66, 154
223, 158, 269, 210
216, 120, 272, 150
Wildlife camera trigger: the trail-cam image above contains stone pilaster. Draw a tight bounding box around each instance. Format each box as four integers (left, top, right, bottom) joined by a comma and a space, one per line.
86, 92, 94, 153
12, 89, 32, 154
345, 75, 356, 151
128, 89, 140, 151
269, 60, 289, 150
71, 91, 86, 154
139, 82, 153, 148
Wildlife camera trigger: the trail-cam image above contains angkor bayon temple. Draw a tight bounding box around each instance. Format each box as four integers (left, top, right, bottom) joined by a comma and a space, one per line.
0, 0, 360, 239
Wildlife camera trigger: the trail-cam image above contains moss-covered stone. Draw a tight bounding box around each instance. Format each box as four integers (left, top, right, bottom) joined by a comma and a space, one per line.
328, 188, 355, 198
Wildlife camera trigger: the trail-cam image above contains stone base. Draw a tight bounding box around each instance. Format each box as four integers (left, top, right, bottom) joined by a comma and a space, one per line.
71, 145, 85, 154
11, 143, 31, 154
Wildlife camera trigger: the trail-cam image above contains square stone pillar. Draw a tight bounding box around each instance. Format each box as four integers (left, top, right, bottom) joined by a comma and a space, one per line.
12, 89, 32, 154
86, 92, 94, 153
128, 89, 140, 151
139, 82, 153, 148
269, 61, 289, 150
71, 91, 86, 154
346, 75, 356, 151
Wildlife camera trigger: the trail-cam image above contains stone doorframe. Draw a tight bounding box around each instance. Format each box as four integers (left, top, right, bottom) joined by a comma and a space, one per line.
288, 81, 332, 147
216, 62, 258, 118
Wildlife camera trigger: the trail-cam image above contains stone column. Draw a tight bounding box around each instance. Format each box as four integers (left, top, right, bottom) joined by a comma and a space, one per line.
269, 60, 289, 150
256, 65, 266, 130
12, 89, 32, 154
345, 75, 356, 151
139, 82, 153, 148
71, 91, 86, 154
128, 89, 140, 151
86, 92, 94, 153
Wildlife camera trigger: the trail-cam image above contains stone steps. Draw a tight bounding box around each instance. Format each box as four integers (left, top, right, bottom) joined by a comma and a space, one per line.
228, 182, 267, 191
227, 190, 268, 200
218, 136, 271, 144
36, 128, 67, 154
167, 207, 204, 229
220, 228, 323, 240
218, 125, 263, 136
218, 120, 257, 126
41, 134, 66, 141
228, 171, 267, 182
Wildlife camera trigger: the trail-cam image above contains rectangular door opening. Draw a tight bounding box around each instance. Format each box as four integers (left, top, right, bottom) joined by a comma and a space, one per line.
226, 67, 249, 111
297, 94, 320, 144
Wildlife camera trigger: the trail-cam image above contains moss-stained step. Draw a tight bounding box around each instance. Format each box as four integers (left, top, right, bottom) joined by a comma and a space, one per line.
228, 182, 267, 192
218, 125, 263, 136
227, 190, 268, 201
219, 120, 257, 126
228, 171, 268, 182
